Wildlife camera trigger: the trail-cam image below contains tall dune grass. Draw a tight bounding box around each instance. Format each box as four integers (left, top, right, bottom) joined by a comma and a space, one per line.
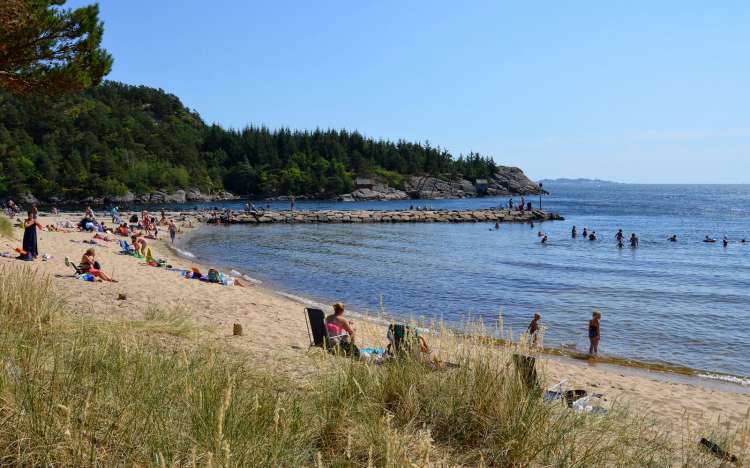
0, 215, 13, 239
0, 267, 745, 465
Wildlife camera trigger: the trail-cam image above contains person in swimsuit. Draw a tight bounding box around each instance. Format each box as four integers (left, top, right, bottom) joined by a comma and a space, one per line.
615, 229, 624, 243
582, 227, 588, 238
325, 303, 358, 357
588, 311, 601, 355
589, 231, 597, 241
630, 233, 639, 247
668, 234, 677, 242
169, 221, 177, 243
527, 313, 541, 346
131, 234, 147, 256
541, 234, 548, 244
80, 248, 117, 282
571, 226, 577, 238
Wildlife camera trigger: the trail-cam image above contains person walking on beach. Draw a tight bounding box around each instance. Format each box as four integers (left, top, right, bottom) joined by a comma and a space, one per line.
588, 311, 601, 355
528, 313, 541, 346
169, 221, 177, 244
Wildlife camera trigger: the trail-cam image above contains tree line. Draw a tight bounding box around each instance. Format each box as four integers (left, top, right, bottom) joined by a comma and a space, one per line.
0, 81, 500, 200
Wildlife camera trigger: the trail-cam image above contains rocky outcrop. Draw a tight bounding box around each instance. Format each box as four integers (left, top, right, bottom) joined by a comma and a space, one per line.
346, 183, 409, 201
492, 166, 546, 195
336, 167, 544, 201
11, 188, 238, 206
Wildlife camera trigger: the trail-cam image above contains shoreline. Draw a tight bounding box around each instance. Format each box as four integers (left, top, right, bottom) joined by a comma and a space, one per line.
178, 219, 750, 390
2, 210, 748, 440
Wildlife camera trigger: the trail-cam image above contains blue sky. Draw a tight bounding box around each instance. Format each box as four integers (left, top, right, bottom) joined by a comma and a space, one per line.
69, 1, 749, 183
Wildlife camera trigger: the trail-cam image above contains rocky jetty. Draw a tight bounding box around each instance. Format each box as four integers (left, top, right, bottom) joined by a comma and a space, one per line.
200, 208, 563, 225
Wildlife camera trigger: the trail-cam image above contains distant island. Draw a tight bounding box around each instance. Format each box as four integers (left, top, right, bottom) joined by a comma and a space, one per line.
0, 82, 543, 205
540, 178, 624, 186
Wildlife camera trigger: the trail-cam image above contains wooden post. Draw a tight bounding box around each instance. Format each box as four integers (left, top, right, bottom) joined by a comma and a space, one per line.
233, 323, 243, 336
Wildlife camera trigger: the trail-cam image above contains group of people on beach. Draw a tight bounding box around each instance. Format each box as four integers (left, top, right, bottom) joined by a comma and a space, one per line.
527, 311, 602, 355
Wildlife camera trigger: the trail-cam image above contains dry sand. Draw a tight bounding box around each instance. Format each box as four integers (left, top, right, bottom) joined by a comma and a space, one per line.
1, 211, 748, 445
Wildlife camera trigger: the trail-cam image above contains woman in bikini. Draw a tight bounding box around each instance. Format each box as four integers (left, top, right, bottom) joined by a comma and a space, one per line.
325, 303, 358, 357
80, 248, 117, 282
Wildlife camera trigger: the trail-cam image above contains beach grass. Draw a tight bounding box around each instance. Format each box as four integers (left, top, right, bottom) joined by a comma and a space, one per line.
0, 215, 13, 239
0, 267, 745, 466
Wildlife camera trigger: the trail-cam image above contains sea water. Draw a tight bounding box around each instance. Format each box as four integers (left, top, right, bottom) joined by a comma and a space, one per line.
180, 183, 750, 378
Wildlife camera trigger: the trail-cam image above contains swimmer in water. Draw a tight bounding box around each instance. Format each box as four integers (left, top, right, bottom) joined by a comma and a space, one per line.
668, 234, 677, 242
630, 233, 639, 247
615, 229, 624, 243
571, 225, 577, 238
582, 227, 588, 238
589, 231, 597, 241
495, 222, 500, 230
723, 236, 729, 247
541, 234, 548, 244
704, 235, 716, 243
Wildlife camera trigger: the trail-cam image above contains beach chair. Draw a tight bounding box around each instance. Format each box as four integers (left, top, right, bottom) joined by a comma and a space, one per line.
387, 323, 420, 357
119, 240, 135, 255
64, 256, 85, 275
513, 353, 541, 392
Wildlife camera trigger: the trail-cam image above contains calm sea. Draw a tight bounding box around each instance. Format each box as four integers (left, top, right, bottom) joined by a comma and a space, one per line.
180, 184, 750, 378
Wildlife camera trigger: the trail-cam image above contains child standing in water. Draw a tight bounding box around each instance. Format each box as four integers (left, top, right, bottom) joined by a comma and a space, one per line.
588, 311, 601, 354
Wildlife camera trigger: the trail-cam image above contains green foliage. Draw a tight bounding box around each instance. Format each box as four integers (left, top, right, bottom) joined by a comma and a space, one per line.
0, 1, 113, 95
0, 216, 13, 238
0, 81, 498, 200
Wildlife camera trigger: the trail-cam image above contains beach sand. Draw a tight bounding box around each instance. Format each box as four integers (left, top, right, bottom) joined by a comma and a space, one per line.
1, 211, 748, 446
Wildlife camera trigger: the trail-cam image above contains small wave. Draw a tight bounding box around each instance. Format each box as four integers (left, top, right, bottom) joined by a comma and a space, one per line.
278, 292, 329, 310
174, 247, 196, 259
698, 373, 750, 386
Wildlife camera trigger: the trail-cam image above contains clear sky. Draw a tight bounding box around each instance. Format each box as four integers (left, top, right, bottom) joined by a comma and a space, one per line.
68, 0, 750, 183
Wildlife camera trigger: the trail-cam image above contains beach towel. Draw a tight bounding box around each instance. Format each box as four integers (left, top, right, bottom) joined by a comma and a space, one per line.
145, 248, 155, 264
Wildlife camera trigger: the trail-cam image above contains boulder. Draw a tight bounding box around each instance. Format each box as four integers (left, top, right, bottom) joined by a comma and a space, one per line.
110, 191, 136, 203
492, 166, 546, 195
19, 193, 39, 205
166, 190, 186, 203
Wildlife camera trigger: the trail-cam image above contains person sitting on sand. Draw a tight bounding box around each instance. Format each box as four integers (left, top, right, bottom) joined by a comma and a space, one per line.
131, 234, 147, 256
527, 313, 541, 346
117, 223, 129, 237
588, 311, 601, 355
84, 206, 95, 220
80, 248, 117, 282
325, 303, 358, 356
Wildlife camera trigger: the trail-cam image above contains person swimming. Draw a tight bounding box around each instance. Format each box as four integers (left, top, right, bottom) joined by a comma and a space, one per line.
588, 231, 597, 241
541, 235, 548, 244
629, 233, 639, 247
704, 236, 716, 243
582, 227, 588, 238
668, 234, 677, 242
723, 236, 729, 247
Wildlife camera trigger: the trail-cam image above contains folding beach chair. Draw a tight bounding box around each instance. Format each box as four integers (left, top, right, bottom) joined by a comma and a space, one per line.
119, 239, 135, 255
64, 256, 85, 275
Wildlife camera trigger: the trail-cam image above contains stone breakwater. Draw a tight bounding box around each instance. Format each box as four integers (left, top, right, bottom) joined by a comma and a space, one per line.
200, 209, 563, 225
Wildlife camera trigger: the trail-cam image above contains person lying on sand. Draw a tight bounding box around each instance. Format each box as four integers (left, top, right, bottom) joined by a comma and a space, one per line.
80, 248, 117, 282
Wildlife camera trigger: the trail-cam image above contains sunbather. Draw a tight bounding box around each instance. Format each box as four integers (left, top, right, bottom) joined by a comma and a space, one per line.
325, 303, 359, 356
131, 234, 147, 256
80, 248, 117, 282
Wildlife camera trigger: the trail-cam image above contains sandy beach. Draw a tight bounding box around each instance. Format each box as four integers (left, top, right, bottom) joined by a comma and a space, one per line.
2, 211, 749, 445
